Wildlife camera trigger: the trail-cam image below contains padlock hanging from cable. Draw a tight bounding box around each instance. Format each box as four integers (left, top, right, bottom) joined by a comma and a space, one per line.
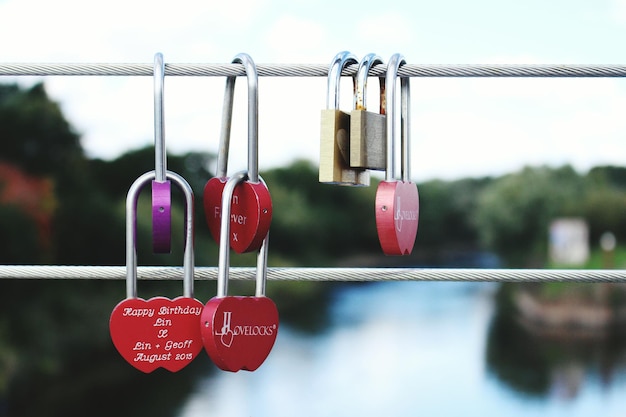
110, 170, 203, 373
203, 53, 272, 254
319, 51, 370, 186
350, 53, 387, 171
201, 171, 279, 372
374, 53, 420, 256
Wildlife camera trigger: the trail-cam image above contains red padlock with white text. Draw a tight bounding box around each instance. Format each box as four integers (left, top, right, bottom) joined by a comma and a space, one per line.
109, 170, 204, 373
201, 171, 279, 372
203, 53, 272, 254
375, 53, 419, 255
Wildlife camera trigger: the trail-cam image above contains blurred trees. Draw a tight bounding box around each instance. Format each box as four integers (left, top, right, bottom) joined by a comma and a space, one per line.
3, 81, 626, 414
473, 166, 584, 267
473, 165, 626, 267
2, 80, 626, 268
0, 83, 84, 181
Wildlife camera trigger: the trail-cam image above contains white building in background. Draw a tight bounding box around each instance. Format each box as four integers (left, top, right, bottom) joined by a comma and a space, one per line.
549, 218, 590, 266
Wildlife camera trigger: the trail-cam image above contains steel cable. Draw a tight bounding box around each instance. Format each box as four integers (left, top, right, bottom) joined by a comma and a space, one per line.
0, 265, 624, 283
2, 63, 626, 77
1, 62, 624, 283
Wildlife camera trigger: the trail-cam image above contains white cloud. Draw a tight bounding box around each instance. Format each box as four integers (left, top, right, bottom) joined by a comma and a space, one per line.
410, 74, 626, 180
263, 15, 329, 62
352, 12, 416, 59
610, 0, 626, 22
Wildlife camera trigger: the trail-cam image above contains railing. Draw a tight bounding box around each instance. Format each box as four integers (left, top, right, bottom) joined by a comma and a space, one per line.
2, 61, 624, 283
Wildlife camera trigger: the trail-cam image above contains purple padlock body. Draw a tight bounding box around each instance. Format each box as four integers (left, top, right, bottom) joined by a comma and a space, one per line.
152, 180, 172, 254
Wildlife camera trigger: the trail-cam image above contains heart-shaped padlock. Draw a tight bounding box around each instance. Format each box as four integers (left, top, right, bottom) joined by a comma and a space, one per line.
151, 52, 172, 254
203, 53, 272, 254
375, 53, 419, 255
202, 171, 279, 372
110, 170, 203, 373
203, 177, 271, 254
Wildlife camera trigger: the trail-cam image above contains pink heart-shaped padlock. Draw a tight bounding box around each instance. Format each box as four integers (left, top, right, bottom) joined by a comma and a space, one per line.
203, 177, 272, 254
201, 296, 279, 372
375, 180, 420, 255
109, 296, 204, 373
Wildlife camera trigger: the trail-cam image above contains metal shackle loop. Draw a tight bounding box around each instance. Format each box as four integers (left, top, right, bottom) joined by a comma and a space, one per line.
216, 53, 259, 183
126, 171, 195, 299
384, 53, 409, 182
354, 53, 386, 114
401, 70, 411, 182
153, 53, 166, 182
326, 51, 358, 110
216, 170, 269, 298
255, 232, 269, 298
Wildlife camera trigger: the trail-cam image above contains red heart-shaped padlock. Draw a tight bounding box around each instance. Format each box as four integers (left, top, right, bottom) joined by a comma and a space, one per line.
203, 176, 272, 254
200, 296, 279, 372
375, 180, 419, 255
109, 296, 204, 373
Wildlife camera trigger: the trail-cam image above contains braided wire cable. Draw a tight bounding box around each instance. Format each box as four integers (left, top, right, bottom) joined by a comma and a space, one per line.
0, 265, 624, 283
1, 63, 626, 77
1, 62, 624, 283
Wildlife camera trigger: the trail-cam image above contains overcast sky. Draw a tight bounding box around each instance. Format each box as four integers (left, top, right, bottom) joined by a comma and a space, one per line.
2, 0, 626, 181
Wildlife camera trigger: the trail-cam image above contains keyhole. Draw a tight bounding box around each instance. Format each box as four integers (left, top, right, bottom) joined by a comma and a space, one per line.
381, 205, 388, 212
159, 206, 165, 213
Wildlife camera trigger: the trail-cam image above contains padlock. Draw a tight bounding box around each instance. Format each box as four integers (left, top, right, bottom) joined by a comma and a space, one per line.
201, 171, 279, 372
151, 52, 172, 253
350, 53, 387, 171
109, 170, 204, 373
375, 53, 420, 255
203, 53, 273, 254
319, 51, 370, 186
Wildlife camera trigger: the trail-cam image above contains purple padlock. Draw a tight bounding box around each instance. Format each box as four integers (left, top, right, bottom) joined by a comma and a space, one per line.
152, 180, 171, 253
152, 52, 171, 253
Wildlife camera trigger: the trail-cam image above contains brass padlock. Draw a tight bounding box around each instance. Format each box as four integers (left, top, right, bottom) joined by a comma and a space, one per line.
350, 53, 386, 171
319, 51, 370, 186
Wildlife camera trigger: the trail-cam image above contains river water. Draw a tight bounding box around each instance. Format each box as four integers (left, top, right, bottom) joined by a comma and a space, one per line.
177, 281, 626, 417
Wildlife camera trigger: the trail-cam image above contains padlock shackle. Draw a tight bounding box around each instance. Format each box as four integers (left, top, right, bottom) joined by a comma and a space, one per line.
216, 53, 259, 183
126, 170, 195, 299
153, 53, 167, 183
354, 53, 386, 114
401, 76, 411, 182
216, 170, 270, 298
384, 53, 410, 182
326, 51, 358, 110
256, 231, 269, 297
216, 171, 247, 297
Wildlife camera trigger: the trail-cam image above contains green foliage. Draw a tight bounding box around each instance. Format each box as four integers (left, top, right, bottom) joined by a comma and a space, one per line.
587, 165, 626, 190
417, 177, 491, 248
474, 165, 585, 267
261, 160, 380, 265
581, 181, 626, 243
0, 83, 85, 189
0, 205, 39, 264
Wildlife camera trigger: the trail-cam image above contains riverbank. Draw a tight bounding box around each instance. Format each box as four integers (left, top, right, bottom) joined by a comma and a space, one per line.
512, 283, 626, 340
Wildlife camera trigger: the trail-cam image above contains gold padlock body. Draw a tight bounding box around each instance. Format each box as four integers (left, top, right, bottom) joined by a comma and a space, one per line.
350, 110, 386, 171
319, 109, 370, 186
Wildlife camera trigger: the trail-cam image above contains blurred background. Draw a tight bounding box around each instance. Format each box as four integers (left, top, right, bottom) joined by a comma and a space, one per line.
1, 81, 626, 416
3, 0, 626, 414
